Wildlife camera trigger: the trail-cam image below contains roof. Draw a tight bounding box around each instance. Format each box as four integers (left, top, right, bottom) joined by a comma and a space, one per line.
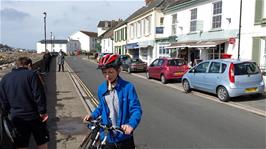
80, 31, 98, 37
100, 21, 122, 39
125, 0, 165, 22
97, 21, 112, 27
39, 40, 68, 44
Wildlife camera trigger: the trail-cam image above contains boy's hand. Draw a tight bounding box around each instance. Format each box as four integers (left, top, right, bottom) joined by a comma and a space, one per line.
83, 115, 92, 122
121, 124, 133, 135
40, 114, 48, 122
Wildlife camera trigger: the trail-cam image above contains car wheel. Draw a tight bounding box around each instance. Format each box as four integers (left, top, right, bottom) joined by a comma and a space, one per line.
146, 72, 150, 79
182, 79, 191, 93
161, 75, 167, 84
217, 86, 230, 102
127, 67, 131, 73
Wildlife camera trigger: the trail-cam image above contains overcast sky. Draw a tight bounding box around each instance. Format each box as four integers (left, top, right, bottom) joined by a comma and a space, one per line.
0, 0, 144, 49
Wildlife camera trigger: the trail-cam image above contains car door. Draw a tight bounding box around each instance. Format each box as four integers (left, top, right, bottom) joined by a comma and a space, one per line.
204, 61, 222, 93
148, 59, 159, 78
193, 61, 210, 90
154, 59, 165, 79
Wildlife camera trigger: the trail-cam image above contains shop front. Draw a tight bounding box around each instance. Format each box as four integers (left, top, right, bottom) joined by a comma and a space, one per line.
126, 43, 139, 59
139, 40, 154, 64
166, 39, 227, 65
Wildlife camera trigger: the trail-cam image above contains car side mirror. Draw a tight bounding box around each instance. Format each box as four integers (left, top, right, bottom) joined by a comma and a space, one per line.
150, 64, 154, 67
190, 68, 195, 73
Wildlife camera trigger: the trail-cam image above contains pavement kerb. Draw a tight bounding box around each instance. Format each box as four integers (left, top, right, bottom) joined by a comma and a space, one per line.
65, 62, 91, 114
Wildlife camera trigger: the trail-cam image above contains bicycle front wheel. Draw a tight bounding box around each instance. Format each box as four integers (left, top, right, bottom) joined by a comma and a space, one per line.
79, 132, 93, 149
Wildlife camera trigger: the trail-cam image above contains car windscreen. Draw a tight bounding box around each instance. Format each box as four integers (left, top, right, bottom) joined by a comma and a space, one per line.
167, 59, 185, 66
234, 62, 260, 75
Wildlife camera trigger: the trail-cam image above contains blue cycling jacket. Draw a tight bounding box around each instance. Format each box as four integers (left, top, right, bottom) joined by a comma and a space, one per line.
91, 76, 142, 143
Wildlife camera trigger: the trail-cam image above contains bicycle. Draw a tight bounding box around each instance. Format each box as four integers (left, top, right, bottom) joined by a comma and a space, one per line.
0, 106, 17, 145
78, 117, 124, 149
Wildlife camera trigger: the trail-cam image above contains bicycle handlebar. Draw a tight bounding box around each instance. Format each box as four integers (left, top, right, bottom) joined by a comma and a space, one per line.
87, 118, 124, 134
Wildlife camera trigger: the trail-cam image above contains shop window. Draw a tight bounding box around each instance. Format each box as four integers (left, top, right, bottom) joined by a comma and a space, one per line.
208, 44, 225, 59
212, 1, 222, 29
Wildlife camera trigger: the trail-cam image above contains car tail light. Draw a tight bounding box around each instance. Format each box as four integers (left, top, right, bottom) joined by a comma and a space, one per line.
229, 63, 235, 83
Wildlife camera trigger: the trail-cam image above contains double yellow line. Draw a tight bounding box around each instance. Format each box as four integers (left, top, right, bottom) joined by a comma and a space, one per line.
65, 63, 99, 108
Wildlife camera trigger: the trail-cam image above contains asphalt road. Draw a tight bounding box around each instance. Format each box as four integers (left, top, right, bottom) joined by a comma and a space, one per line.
66, 56, 266, 149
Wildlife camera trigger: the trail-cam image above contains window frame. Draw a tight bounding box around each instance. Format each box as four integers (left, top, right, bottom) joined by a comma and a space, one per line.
212, 1, 222, 29
190, 8, 197, 32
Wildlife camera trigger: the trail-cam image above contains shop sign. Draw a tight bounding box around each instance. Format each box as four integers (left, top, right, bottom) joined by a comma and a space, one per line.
228, 38, 236, 44
126, 43, 139, 49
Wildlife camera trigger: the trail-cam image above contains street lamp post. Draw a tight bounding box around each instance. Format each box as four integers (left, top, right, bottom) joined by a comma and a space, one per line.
237, 0, 242, 60
43, 12, 47, 52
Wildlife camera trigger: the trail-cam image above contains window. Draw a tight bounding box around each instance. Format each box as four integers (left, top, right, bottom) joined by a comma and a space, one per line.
212, 1, 222, 29
221, 63, 227, 73
254, 0, 264, 23
190, 8, 197, 32
145, 16, 151, 35
171, 14, 177, 35
134, 23, 137, 38
125, 27, 127, 40
195, 62, 209, 73
151, 59, 159, 66
137, 21, 141, 38
264, 40, 266, 67
234, 62, 260, 75
121, 28, 124, 40
160, 17, 164, 26
158, 59, 164, 66
209, 62, 221, 73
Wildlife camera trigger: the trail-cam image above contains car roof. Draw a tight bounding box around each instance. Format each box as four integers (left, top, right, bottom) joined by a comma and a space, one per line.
203, 59, 255, 64
159, 57, 184, 60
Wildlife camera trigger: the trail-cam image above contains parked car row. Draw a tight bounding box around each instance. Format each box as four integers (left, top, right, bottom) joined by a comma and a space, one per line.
95, 53, 265, 102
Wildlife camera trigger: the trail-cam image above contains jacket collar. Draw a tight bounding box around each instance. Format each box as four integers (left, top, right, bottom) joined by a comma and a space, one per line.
12, 67, 28, 71
100, 76, 122, 97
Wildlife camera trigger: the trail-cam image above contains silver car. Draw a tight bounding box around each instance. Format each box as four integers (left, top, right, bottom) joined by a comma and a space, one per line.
182, 59, 265, 102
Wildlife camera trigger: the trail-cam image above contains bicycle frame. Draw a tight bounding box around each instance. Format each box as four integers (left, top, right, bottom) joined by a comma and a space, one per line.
79, 118, 124, 149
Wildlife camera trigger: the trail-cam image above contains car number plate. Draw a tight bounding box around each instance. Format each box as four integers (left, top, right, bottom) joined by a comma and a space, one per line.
175, 72, 183, 76
245, 88, 257, 93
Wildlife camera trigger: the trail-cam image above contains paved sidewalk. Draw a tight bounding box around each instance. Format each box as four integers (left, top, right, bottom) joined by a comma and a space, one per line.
30, 58, 89, 149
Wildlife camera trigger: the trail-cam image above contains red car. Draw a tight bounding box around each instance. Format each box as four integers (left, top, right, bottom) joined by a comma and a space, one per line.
146, 58, 189, 84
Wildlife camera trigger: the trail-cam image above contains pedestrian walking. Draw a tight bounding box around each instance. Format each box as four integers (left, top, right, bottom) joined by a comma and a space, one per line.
43, 51, 51, 72
57, 49, 65, 72
83, 54, 142, 149
0, 57, 49, 149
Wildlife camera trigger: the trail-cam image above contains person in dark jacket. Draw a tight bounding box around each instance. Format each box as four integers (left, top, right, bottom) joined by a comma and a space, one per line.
43, 51, 51, 72
0, 57, 49, 149
83, 54, 142, 149
57, 49, 65, 72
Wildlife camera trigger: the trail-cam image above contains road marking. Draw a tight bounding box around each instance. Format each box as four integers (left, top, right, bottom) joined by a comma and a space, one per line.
65, 62, 98, 113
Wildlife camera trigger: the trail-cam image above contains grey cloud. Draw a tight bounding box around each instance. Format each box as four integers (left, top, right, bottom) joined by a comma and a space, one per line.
1, 8, 30, 21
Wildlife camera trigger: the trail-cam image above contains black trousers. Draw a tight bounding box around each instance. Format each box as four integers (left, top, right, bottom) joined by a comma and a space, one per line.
102, 137, 135, 149
58, 64, 64, 72
44, 61, 50, 72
